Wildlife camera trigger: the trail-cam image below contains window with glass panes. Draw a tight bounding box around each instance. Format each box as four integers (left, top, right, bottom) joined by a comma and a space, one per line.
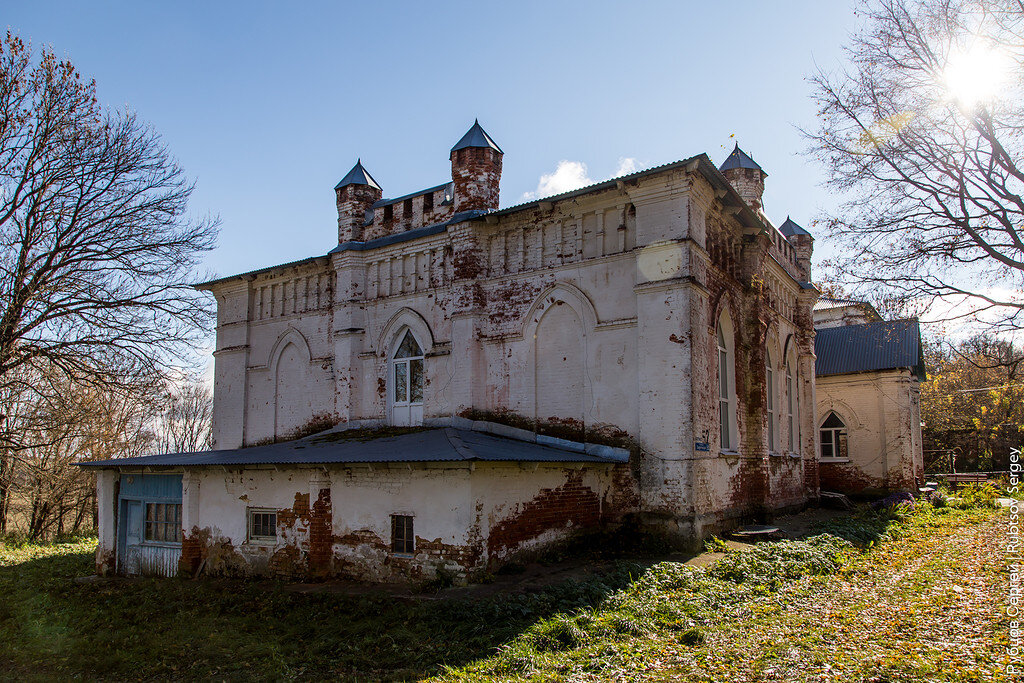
248, 509, 277, 542
392, 330, 423, 405
144, 502, 181, 543
391, 514, 414, 553
718, 327, 732, 451
819, 412, 849, 460
766, 350, 776, 452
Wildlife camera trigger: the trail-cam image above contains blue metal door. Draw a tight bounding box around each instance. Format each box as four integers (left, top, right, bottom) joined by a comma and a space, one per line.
121, 500, 143, 574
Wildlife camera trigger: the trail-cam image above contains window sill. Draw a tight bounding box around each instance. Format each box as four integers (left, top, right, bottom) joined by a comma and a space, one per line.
245, 538, 277, 546
788, 452, 802, 459
139, 541, 181, 549
769, 451, 785, 458
391, 552, 415, 558
819, 458, 851, 464
720, 449, 740, 457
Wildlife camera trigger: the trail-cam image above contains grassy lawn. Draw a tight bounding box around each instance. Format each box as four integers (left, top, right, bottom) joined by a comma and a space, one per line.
0, 503, 1008, 681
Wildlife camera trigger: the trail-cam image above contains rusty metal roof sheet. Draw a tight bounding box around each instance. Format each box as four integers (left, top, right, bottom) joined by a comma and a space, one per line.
814, 319, 925, 379
77, 428, 625, 469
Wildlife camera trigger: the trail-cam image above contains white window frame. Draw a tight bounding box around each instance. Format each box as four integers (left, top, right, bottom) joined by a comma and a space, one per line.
388, 328, 425, 426
247, 508, 278, 545
766, 349, 778, 455
717, 312, 738, 453
819, 412, 850, 462
786, 353, 799, 455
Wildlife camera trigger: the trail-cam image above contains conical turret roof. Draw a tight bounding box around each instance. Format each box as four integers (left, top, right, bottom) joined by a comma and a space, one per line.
720, 143, 766, 176
335, 160, 382, 191
779, 216, 811, 237
451, 119, 503, 154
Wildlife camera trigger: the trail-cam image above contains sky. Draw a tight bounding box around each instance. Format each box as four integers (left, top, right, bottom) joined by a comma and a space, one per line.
6, 1, 859, 282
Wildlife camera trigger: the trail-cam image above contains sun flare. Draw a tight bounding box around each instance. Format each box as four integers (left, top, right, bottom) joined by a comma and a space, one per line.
943, 43, 1011, 108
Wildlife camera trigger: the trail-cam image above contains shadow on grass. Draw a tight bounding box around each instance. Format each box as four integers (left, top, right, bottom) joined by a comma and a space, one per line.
0, 541, 655, 681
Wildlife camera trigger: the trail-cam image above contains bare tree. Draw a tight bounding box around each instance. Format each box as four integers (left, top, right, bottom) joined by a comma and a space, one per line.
807, 0, 1024, 334
152, 377, 213, 455
0, 33, 217, 402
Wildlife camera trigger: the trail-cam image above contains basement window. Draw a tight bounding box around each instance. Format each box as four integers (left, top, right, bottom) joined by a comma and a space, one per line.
391, 514, 414, 554
248, 509, 277, 543
144, 503, 181, 544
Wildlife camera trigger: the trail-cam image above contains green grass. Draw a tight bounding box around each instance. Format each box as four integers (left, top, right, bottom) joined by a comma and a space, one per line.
0, 538, 647, 681
435, 505, 1008, 682
0, 503, 1008, 681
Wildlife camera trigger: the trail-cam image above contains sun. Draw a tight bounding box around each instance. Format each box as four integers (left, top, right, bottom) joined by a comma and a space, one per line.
943, 42, 1011, 109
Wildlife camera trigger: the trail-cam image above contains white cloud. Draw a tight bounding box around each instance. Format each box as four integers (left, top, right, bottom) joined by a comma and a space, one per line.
520, 157, 647, 202
614, 157, 639, 176
521, 160, 593, 201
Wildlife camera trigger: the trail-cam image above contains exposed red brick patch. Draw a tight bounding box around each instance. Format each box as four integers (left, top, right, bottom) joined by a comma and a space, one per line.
487, 470, 601, 563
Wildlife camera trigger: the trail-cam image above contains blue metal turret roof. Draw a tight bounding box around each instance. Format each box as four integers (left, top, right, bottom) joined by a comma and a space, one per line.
451, 119, 503, 154
779, 216, 811, 237
335, 160, 382, 191
719, 143, 766, 176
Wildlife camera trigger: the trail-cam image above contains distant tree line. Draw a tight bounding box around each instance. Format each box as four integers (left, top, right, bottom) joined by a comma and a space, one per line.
921, 334, 1022, 473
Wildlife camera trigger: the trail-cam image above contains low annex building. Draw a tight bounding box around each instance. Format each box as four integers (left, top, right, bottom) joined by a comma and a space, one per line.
84, 121, 878, 582
812, 297, 926, 495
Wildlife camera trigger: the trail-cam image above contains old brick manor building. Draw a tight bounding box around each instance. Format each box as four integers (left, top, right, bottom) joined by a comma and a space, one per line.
83, 121, 923, 581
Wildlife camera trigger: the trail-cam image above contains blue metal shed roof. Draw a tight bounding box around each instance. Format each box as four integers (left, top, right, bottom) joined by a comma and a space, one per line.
77, 428, 624, 469
451, 120, 503, 154
815, 319, 925, 379
719, 144, 766, 175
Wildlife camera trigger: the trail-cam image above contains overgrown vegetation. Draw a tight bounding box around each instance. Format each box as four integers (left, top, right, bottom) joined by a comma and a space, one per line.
0, 501, 1006, 681
437, 503, 1006, 682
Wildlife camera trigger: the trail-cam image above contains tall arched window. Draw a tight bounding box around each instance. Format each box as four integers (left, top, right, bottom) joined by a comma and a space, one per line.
389, 329, 424, 426
786, 354, 798, 453
717, 311, 737, 452
819, 412, 848, 461
766, 349, 776, 453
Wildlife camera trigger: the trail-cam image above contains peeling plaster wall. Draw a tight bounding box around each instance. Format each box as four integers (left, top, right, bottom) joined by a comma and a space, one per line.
815, 369, 923, 494
167, 462, 626, 582
202, 160, 820, 562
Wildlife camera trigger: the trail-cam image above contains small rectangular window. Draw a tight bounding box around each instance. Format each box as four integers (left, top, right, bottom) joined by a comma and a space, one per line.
383, 204, 393, 222
144, 503, 182, 543
423, 192, 434, 213
403, 198, 413, 218
248, 509, 277, 543
391, 514, 414, 554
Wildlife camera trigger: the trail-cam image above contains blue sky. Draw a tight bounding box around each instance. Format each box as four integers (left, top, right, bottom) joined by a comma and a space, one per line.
7, 1, 857, 280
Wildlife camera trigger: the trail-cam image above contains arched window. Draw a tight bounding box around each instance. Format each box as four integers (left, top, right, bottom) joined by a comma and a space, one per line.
717, 311, 737, 452
786, 354, 798, 452
819, 412, 848, 461
389, 329, 424, 426
765, 349, 776, 452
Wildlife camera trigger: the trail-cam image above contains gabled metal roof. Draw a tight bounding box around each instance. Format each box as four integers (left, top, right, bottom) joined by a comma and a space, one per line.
815, 319, 925, 379
334, 160, 382, 191
370, 182, 451, 209
451, 120, 503, 154
77, 427, 625, 468
719, 144, 766, 176
779, 216, 811, 237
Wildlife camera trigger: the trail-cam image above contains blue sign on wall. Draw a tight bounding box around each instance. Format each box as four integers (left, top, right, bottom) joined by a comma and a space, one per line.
695, 442, 710, 452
